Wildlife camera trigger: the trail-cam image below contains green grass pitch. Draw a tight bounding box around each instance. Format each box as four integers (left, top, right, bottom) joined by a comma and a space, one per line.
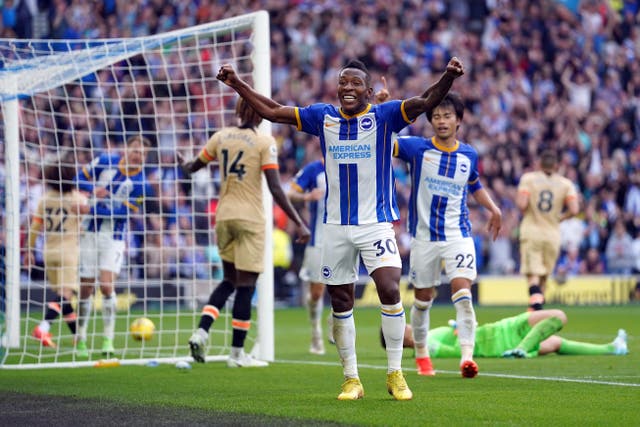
1, 305, 638, 426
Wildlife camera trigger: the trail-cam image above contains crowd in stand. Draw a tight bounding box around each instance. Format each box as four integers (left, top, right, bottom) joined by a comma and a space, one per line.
3, 0, 640, 290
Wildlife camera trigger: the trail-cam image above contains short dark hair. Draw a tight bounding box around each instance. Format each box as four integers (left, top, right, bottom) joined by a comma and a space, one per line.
44, 160, 77, 193
340, 59, 371, 83
236, 97, 262, 128
540, 149, 558, 170
127, 135, 152, 147
426, 92, 464, 122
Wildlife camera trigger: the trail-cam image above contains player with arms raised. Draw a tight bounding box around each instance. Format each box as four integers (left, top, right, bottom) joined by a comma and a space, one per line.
216, 57, 464, 400
517, 150, 579, 311
29, 159, 89, 348
183, 98, 309, 367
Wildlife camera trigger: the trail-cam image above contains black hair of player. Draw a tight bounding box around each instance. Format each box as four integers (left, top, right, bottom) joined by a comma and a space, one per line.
127, 135, 152, 147
43, 161, 77, 193
236, 97, 263, 129
426, 92, 464, 123
341, 59, 371, 86
540, 149, 558, 171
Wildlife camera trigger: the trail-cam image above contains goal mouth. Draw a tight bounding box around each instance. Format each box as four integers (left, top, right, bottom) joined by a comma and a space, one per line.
0, 11, 274, 369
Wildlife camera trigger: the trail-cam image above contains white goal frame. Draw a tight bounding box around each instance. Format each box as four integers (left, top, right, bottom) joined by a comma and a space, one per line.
0, 11, 274, 368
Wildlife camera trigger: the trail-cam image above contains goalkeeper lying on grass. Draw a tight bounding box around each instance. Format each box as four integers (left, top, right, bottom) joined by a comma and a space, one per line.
381, 309, 627, 364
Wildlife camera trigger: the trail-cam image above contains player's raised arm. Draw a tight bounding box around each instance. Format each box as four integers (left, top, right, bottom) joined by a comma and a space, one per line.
403, 57, 465, 121
216, 64, 298, 126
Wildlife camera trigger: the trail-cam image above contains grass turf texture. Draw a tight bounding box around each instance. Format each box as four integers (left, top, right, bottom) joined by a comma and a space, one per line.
1, 305, 637, 426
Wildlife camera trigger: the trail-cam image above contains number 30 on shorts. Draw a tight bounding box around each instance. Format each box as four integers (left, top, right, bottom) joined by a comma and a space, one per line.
373, 239, 397, 257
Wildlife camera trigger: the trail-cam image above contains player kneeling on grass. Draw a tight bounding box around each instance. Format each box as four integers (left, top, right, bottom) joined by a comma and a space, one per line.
381, 309, 628, 367
181, 98, 309, 368
29, 158, 90, 348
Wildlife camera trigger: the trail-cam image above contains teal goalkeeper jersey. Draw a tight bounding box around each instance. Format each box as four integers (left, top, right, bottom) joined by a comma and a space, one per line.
428, 313, 537, 358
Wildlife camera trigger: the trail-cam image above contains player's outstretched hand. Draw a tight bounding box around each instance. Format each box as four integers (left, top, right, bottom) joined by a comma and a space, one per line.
446, 57, 464, 78
216, 64, 240, 87
295, 223, 311, 245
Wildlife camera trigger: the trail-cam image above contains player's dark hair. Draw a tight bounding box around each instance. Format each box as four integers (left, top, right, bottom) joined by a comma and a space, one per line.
127, 135, 152, 147
426, 92, 464, 122
341, 59, 371, 84
236, 97, 263, 129
540, 149, 558, 170
43, 161, 77, 193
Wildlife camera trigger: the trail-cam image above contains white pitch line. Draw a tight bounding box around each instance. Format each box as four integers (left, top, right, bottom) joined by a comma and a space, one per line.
275, 359, 640, 387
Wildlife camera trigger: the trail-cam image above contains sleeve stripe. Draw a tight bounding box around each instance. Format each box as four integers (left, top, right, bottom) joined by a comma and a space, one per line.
82, 166, 91, 179
262, 164, 278, 170
124, 201, 139, 212
290, 182, 304, 193
400, 100, 413, 124
199, 148, 215, 162
295, 107, 302, 131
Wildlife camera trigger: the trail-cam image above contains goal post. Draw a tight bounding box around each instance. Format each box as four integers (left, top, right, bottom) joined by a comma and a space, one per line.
0, 11, 274, 368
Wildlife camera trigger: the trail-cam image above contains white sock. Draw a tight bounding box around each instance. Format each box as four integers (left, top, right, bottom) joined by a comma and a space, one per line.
411, 298, 433, 358
308, 297, 323, 338
327, 312, 335, 343
230, 346, 243, 359
381, 302, 405, 373
333, 310, 358, 379
77, 298, 92, 341
102, 293, 116, 340
38, 320, 51, 333
452, 289, 476, 363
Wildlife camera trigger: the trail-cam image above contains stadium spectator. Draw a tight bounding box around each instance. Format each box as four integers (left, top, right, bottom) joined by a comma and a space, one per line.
605, 219, 635, 274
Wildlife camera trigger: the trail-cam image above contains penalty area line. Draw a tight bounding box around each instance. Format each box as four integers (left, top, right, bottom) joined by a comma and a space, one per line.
275, 359, 640, 388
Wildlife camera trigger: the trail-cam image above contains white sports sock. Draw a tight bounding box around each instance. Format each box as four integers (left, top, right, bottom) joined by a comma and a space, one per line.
38, 320, 51, 333
452, 289, 476, 363
410, 298, 433, 358
333, 310, 358, 378
381, 302, 406, 373
308, 296, 323, 338
77, 297, 92, 341
102, 293, 116, 340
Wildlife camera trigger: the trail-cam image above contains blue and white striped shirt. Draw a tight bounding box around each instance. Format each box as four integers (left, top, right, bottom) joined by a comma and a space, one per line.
394, 136, 482, 241
295, 101, 412, 225
76, 153, 153, 241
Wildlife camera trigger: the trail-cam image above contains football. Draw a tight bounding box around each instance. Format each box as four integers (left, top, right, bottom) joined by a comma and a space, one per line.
130, 317, 155, 341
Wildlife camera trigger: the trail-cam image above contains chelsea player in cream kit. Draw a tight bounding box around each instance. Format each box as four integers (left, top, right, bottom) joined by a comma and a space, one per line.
217, 57, 465, 401
394, 93, 502, 378
29, 160, 89, 348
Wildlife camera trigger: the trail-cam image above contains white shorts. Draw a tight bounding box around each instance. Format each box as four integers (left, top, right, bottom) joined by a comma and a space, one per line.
409, 237, 477, 289
320, 222, 402, 285
79, 230, 126, 278
300, 245, 323, 283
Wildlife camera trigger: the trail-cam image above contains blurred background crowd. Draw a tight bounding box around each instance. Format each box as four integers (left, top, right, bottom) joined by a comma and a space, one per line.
2, 0, 640, 301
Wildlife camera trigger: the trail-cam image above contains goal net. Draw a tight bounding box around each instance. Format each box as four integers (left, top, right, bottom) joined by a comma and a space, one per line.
0, 11, 274, 369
